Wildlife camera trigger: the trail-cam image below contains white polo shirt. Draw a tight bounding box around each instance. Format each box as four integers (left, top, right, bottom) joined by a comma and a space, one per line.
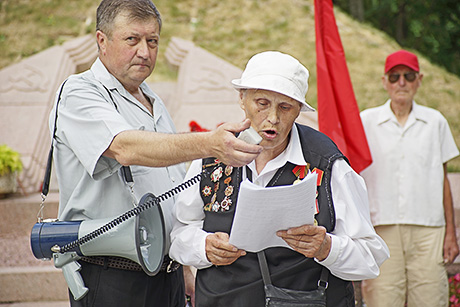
360, 100, 459, 227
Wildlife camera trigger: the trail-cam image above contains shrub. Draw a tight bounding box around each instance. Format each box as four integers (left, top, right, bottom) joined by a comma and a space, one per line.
0, 144, 23, 176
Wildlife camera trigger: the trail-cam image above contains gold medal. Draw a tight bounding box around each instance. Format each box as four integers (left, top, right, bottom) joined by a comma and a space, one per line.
293, 177, 302, 185
225, 165, 233, 176
224, 186, 234, 196
202, 186, 212, 197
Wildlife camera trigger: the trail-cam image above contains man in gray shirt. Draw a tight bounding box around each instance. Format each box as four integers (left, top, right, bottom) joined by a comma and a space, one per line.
50, 0, 262, 306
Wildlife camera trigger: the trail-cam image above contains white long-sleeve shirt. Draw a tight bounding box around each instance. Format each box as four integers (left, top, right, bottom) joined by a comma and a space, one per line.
170, 125, 389, 280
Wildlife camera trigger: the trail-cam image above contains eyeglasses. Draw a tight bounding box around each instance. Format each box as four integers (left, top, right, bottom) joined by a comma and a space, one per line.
387, 72, 418, 83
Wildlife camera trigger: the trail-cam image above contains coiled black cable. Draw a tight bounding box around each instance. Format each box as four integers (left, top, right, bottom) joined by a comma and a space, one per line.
58, 169, 209, 253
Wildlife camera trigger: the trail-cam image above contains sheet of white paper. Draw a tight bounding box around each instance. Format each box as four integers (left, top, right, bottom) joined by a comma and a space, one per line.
229, 172, 317, 252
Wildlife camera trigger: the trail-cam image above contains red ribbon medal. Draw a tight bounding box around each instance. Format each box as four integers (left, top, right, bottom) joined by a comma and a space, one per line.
292, 165, 307, 184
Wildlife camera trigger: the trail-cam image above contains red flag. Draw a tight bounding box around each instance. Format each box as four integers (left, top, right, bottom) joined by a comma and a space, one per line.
314, 0, 372, 173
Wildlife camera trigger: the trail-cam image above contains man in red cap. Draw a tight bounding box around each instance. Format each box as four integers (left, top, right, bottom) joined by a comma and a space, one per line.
360, 50, 460, 306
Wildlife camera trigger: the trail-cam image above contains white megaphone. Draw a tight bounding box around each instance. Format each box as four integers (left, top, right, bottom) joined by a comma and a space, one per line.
30, 193, 165, 301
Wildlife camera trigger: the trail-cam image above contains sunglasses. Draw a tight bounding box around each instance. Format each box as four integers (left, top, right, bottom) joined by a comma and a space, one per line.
387, 72, 418, 83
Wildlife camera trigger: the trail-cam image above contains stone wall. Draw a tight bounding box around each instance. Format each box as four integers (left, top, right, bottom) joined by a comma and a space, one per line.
0, 34, 98, 194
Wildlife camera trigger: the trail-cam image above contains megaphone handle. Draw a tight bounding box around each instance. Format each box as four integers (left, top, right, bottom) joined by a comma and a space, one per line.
61, 260, 89, 301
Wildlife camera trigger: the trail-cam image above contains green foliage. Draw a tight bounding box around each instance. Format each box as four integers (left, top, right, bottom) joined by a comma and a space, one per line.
0, 145, 23, 176
334, 0, 460, 77
0, 0, 97, 68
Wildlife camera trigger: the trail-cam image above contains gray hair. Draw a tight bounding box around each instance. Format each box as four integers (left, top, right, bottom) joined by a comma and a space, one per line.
96, 0, 162, 38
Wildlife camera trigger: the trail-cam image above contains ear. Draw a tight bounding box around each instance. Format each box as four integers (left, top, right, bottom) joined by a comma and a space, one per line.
239, 91, 246, 111
96, 30, 107, 55
381, 75, 388, 91
417, 73, 424, 84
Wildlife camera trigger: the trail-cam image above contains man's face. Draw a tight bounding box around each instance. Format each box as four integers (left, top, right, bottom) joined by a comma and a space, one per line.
97, 12, 160, 91
240, 89, 301, 156
382, 64, 423, 105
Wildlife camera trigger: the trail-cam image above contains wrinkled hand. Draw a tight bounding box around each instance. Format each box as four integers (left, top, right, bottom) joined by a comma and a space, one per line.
205, 232, 246, 266
210, 119, 263, 167
443, 231, 459, 264
277, 225, 331, 261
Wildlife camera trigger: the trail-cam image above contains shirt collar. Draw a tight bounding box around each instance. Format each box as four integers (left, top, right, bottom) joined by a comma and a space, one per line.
91, 58, 159, 118
287, 124, 308, 166
410, 102, 429, 123
91, 58, 124, 91
377, 99, 428, 125
248, 124, 307, 177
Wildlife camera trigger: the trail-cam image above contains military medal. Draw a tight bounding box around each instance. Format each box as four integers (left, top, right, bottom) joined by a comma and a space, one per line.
220, 197, 232, 211
292, 165, 307, 184
211, 166, 223, 182
204, 203, 212, 211
202, 159, 221, 170
212, 202, 220, 212
293, 178, 302, 185
203, 163, 237, 212
225, 165, 233, 176
224, 186, 234, 197
202, 185, 212, 197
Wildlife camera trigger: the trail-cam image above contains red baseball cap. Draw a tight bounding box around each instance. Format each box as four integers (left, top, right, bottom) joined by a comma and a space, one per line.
384, 50, 419, 73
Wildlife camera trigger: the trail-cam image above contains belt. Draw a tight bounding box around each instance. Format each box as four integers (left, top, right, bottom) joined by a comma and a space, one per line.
80, 255, 181, 273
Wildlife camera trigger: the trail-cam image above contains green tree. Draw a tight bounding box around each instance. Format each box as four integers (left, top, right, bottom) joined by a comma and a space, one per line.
333, 0, 460, 76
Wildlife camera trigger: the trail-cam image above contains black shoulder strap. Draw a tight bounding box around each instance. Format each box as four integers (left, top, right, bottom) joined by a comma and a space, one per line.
41, 80, 68, 197
99, 83, 132, 184
257, 251, 273, 286
257, 250, 329, 290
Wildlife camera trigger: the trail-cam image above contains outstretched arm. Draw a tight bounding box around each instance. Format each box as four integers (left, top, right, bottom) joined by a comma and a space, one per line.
104, 119, 262, 167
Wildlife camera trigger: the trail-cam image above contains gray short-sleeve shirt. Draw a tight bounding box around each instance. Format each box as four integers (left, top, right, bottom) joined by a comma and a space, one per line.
50, 58, 186, 252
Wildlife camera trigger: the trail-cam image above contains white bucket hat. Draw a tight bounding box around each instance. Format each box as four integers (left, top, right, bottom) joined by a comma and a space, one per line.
231, 51, 315, 112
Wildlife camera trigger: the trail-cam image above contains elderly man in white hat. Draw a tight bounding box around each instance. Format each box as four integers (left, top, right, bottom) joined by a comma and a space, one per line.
170, 51, 389, 306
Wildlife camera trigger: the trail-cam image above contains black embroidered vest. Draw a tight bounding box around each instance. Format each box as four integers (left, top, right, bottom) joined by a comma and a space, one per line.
196, 123, 354, 307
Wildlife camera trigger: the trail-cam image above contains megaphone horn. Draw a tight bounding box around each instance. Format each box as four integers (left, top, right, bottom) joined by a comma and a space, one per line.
30, 193, 165, 276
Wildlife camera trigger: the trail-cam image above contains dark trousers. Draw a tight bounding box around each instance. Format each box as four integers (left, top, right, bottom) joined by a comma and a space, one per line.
69, 261, 185, 307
